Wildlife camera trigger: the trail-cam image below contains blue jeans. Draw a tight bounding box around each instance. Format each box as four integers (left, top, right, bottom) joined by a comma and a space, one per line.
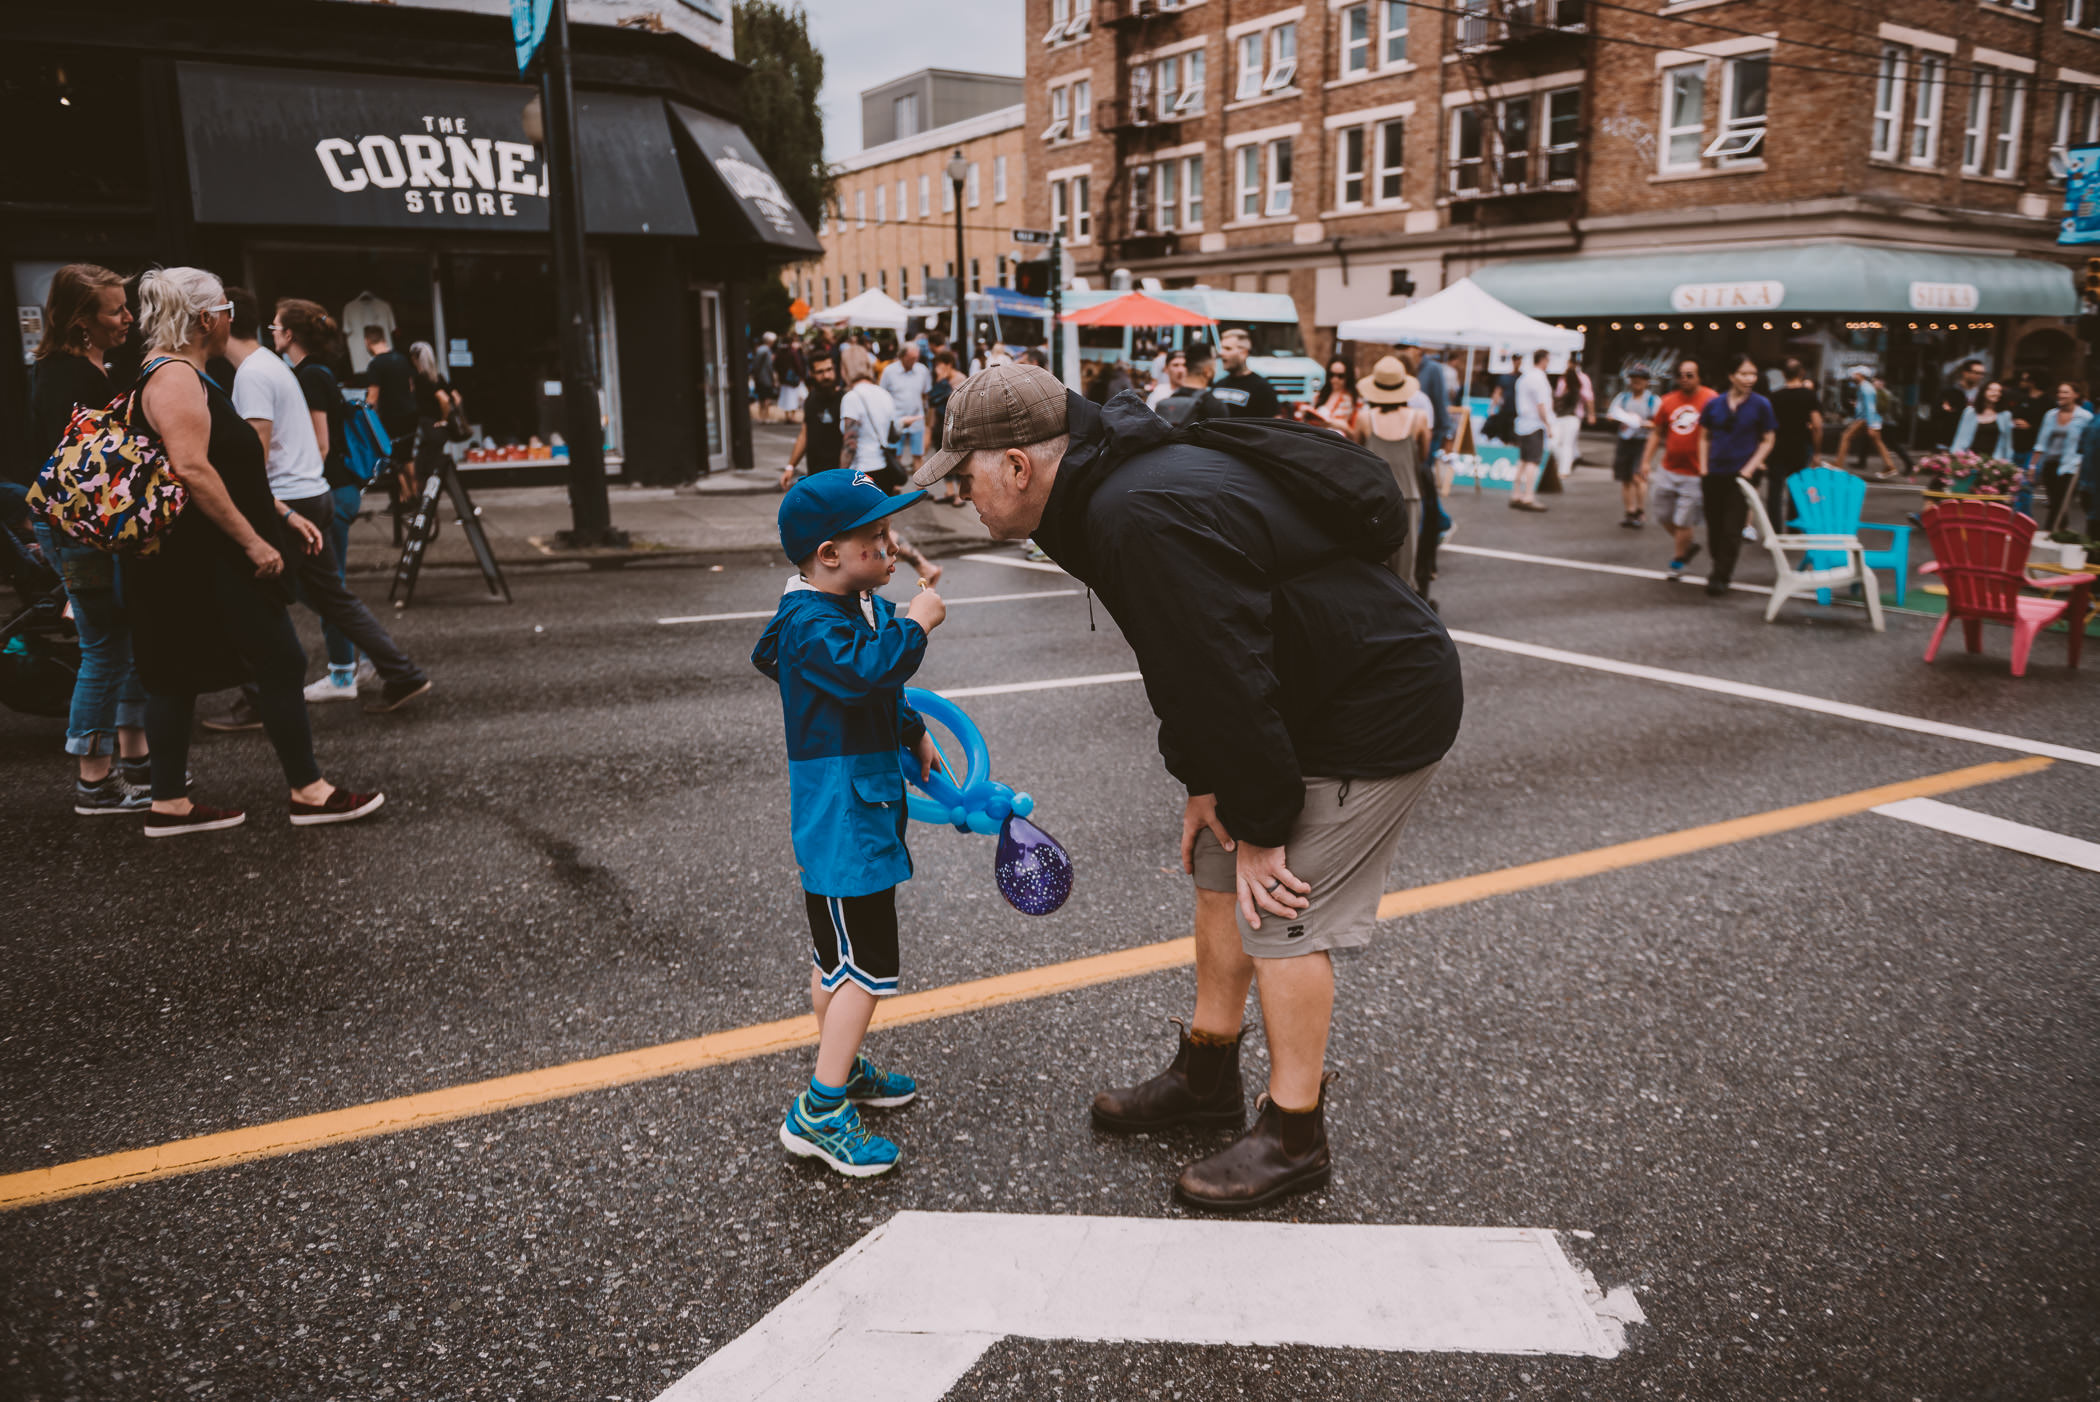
31, 520, 146, 756
321, 482, 365, 669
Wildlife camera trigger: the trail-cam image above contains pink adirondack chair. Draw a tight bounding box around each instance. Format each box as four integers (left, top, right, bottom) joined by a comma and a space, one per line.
1920, 501, 2092, 677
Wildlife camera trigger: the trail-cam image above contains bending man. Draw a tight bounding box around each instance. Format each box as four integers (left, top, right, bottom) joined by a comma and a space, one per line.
911, 365, 1463, 1211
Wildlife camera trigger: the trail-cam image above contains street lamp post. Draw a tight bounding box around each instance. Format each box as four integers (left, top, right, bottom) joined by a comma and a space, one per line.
946, 148, 969, 367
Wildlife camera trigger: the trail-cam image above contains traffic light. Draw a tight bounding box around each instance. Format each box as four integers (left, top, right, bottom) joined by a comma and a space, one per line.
1014, 257, 1052, 299
2083, 256, 2100, 300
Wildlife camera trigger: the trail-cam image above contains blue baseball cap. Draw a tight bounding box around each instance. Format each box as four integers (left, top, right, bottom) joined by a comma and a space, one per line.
778, 470, 928, 563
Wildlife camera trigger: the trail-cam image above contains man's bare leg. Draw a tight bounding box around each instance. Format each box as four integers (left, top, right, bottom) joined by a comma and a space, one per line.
1191, 886, 1254, 1038
1251, 951, 1334, 1108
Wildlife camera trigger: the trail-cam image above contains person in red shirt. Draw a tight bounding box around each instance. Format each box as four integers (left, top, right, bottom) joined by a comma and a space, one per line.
1637, 358, 1718, 579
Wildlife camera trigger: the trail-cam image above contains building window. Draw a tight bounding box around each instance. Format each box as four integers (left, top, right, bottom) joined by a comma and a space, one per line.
1711, 55, 1767, 165
1498, 95, 1532, 188
2051, 87, 2100, 178
1265, 23, 1298, 93
855, 188, 867, 225
1052, 179, 1069, 237
1266, 136, 1293, 215
1045, 0, 1072, 43
1338, 125, 1367, 206
1909, 55, 1945, 166
1662, 64, 1705, 171
1449, 106, 1485, 193
919, 173, 931, 216
1156, 51, 1207, 119
1382, 1, 1410, 66
895, 93, 919, 140
998, 253, 1009, 285
994, 154, 1008, 202
971, 257, 982, 292
1074, 80, 1093, 137
1236, 143, 1260, 216
1544, 88, 1580, 183
967, 161, 981, 207
897, 179, 909, 221
1376, 118, 1405, 201
1342, 4, 1372, 75
1872, 48, 1906, 161
1131, 163, 1155, 232
943, 169, 955, 212
1991, 74, 2026, 178
1157, 157, 1180, 229
1963, 69, 1993, 173
875, 184, 886, 222
1045, 84, 1071, 142
1186, 154, 1205, 227
900, 265, 909, 296
922, 263, 931, 292
1237, 33, 1263, 100
822, 275, 830, 306
2071, 0, 2100, 33
1074, 174, 1091, 240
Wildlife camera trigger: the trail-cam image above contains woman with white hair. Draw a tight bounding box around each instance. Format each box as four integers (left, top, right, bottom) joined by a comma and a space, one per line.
407, 339, 461, 505
124, 266, 383, 836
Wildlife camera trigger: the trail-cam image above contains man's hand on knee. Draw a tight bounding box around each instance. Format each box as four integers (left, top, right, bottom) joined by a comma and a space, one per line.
1235, 842, 1310, 929
1181, 793, 1234, 874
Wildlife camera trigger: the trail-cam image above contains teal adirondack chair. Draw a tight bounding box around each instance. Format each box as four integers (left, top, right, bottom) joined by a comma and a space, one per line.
1787, 467, 1914, 607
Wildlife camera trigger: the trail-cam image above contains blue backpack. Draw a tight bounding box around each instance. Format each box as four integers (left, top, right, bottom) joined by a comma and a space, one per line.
340, 403, 393, 486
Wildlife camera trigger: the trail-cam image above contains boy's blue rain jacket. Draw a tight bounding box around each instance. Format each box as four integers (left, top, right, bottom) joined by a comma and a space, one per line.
752, 578, 929, 897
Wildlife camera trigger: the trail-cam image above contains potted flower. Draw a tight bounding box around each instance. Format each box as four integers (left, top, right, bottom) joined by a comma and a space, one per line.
1920, 450, 2020, 499
2041, 530, 2092, 570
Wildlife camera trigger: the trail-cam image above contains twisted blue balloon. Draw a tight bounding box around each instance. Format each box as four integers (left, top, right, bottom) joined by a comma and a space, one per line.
899, 686, 1035, 835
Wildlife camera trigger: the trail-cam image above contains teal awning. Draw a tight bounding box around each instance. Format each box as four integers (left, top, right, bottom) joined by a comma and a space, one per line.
1471, 241, 2079, 319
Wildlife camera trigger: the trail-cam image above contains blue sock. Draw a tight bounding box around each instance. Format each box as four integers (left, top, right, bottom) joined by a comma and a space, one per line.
806, 1076, 848, 1112
330, 664, 355, 686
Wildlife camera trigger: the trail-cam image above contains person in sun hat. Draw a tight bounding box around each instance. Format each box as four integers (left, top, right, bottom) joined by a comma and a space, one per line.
912, 362, 1462, 1212
1350, 356, 1431, 590
751, 470, 949, 1178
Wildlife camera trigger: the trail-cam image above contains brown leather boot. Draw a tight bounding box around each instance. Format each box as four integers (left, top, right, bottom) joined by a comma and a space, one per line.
1172, 1076, 1334, 1212
1089, 1020, 1245, 1133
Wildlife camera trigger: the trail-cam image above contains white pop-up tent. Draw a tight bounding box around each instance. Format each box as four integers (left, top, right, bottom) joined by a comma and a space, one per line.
1336, 276, 1584, 352
809, 288, 911, 332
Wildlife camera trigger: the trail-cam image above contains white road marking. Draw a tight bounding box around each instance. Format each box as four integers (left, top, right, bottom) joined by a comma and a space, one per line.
1872, 797, 2100, 872
656, 1211, 1641, 1402
1443, 542, 1771, 595
935, 671, 1143, 699
1448, 629, 2100, 768
960, 551, 1070, 573
656, 589, 1081, 625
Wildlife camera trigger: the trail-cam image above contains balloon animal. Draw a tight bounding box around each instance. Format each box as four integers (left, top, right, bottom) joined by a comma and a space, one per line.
900, 686, 1073, 916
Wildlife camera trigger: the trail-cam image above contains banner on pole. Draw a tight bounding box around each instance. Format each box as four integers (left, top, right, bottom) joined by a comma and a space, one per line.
2060, 143, 2100, 245
512, 0, 553, 71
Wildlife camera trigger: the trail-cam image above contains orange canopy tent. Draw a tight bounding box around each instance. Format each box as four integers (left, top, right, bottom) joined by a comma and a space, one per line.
1060, 291, 1217, 328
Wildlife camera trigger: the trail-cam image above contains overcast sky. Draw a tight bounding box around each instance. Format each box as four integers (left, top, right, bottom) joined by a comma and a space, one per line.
802, 0, 1025, 160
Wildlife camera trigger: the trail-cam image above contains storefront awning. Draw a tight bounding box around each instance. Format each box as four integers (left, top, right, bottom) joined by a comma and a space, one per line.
175, 62, 694, 235
668, 104, 823, 258
1471, 241, 2079, 319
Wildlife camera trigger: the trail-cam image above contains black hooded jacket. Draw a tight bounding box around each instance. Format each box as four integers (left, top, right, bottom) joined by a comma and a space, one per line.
1031, 391, 1462, 847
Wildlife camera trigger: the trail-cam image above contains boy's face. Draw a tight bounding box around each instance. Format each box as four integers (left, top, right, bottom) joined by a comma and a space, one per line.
823, 520, 896, 592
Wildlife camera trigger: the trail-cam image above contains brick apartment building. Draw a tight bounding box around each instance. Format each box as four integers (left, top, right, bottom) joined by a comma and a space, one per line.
787, 69, 1027, 326
1026, 0, 2091, 428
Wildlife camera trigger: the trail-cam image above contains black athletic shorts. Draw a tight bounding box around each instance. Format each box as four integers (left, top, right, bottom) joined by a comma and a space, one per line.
803, 888, 901, 996
1612, 437, 1646, 482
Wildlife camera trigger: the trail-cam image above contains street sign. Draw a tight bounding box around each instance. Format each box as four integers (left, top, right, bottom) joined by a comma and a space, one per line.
657, 1211, 1642, 1401
1012, 227, 1054, 245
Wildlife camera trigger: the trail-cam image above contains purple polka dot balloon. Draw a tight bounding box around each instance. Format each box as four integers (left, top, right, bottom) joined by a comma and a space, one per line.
995, 814, 1073, 916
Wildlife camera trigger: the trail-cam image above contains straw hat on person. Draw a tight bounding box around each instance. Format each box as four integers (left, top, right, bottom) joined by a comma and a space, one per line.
1356, 355, 1419, 407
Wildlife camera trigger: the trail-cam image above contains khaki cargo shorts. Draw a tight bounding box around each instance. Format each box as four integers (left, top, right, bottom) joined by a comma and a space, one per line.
1190, 763, 1441, 959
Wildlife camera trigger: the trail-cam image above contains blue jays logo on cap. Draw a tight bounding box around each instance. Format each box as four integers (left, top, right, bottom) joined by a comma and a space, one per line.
778, 471, 929, 564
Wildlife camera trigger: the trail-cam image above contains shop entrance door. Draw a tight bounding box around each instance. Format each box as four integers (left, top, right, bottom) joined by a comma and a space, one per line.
695, 286, 730, 475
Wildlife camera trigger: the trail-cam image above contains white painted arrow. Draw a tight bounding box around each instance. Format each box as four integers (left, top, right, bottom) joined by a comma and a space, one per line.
657, 1211, 1642, 1402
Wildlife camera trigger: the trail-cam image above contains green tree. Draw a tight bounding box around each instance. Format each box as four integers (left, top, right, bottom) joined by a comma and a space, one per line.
734, 1, 832, 231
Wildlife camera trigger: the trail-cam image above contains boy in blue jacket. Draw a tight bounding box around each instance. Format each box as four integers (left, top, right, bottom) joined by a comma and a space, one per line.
752, 471, 947, 1176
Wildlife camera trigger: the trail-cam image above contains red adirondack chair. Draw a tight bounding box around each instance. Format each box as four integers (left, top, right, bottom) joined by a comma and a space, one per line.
1920, 501, 2092, 677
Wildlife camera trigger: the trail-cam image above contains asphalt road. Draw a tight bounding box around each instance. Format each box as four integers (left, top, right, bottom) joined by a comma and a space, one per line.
2, 468, 2095, 1401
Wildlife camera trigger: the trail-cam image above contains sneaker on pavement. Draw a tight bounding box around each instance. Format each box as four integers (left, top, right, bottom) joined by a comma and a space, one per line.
1667, 557, 1687, 580
842, 1054, 918, 1108
304, 674, 360, 704
779, 1093, 899, 1177
74, 773, 148, 816
289, 788, 386, 826
143, 801, 247, 838
201, 698, 263, 732
362, 678, 431, 714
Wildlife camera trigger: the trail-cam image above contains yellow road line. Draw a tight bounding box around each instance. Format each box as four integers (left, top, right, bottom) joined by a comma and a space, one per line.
0, 756, 2048, 1213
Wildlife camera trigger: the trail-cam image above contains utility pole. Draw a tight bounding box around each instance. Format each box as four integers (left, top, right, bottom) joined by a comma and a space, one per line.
1049, 228, 1064, 383
538, 0, 625, 548
946, 149, 969, 364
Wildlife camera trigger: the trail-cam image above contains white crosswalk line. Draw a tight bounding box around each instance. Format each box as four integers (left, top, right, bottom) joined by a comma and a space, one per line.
1871, 798, 2100, 872
1448, 629, 2100, 768
1442, 542, 1773, 595
656, 589, 1081, 625
959, 551, 1070, 573
657, 1211, 1642, 1402
935, 671, 1143, 699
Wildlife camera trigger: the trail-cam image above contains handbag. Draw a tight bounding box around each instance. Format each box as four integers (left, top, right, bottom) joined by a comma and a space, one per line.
24, 356, 188, 555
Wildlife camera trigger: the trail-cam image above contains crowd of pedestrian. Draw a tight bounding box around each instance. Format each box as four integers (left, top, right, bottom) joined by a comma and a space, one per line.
7, 262, 445, 835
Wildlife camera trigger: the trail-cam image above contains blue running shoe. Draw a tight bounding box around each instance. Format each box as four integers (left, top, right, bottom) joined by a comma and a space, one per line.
842, 1054, 918, 1108
779, 1093, 900, 1177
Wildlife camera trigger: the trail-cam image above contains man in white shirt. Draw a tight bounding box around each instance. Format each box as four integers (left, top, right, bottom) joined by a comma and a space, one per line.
878, 344, 931, 470
1510, 348, 1553, 513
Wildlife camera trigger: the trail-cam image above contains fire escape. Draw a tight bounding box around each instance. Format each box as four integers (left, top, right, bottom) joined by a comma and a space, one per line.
1097, 0, 1194, 262
1446, 0, 1593, 228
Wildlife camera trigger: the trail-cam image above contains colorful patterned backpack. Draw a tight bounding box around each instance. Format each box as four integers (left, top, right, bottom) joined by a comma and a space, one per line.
25, 356, 188, 555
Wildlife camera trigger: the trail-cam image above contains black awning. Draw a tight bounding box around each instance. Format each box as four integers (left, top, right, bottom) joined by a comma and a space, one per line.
174, 62, 694, 236
668, 102, 823, 257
